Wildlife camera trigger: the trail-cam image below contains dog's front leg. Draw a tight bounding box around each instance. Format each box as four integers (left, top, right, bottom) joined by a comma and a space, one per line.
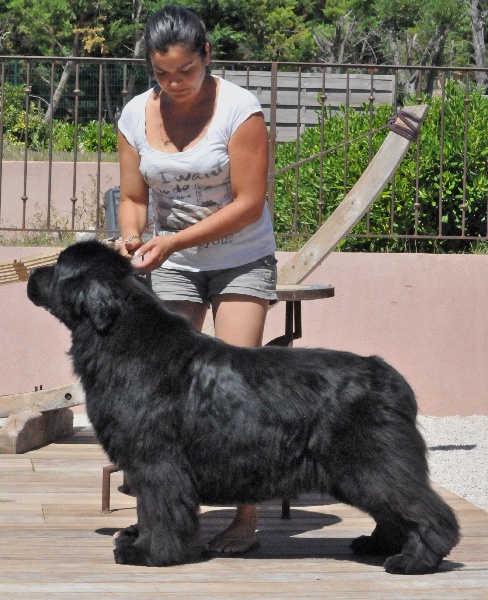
113, 462, 200, 567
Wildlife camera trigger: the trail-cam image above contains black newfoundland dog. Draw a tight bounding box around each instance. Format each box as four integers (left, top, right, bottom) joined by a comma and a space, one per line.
27, 241, 459, 574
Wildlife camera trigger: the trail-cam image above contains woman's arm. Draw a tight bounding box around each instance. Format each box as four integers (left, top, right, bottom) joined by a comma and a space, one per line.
117, 131, 150, 257
134, 112, 269, 271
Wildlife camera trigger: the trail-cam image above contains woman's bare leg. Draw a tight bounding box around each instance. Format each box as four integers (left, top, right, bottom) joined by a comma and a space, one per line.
205, 294, 269, 553
164, 300, 208, 331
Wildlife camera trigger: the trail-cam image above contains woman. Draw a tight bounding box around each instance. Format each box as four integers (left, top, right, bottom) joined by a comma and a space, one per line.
116, 4, 276, 554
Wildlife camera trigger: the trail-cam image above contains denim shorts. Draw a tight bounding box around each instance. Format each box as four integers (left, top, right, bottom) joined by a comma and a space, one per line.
151, 255, 278, 306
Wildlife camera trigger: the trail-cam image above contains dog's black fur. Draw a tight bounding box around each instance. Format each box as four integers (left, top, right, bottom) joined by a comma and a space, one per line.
27, 241, 459, 574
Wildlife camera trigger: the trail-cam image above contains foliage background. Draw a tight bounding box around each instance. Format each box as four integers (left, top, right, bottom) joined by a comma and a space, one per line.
274, 82, 488, 253
3, 78, 488, 253
0, 1, 481, 66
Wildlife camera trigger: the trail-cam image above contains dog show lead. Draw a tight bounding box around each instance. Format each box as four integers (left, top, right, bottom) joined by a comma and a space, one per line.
115, 4, 277, 555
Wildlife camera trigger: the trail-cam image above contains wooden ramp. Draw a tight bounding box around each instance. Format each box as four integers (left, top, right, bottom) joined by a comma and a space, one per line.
0, 425, 486, 599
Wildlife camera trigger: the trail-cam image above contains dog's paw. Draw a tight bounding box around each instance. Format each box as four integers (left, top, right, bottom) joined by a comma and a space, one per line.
383, 553, 441, 575
117, 524, 139, 541
113, 538, 152, 567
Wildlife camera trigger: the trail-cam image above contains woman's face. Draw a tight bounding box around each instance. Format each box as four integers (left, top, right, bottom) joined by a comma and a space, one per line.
150, 43, 210, 104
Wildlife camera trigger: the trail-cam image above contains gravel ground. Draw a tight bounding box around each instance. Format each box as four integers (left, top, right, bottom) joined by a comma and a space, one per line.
417, 415, 488, 513
2, 414, 487, 513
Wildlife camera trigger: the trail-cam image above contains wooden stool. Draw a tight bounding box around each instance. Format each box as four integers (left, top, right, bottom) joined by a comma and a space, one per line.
101, 464, 130, 512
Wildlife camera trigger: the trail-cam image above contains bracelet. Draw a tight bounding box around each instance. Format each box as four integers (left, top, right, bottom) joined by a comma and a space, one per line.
125, 234, 142, 243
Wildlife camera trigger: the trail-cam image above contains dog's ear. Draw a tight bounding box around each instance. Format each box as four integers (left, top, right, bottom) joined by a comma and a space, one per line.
85, 278, 122, 333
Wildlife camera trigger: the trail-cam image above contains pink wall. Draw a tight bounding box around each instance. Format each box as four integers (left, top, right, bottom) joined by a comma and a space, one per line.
0, 162, 120, 228
273, 252, 488, 417
1, 247, 486, 416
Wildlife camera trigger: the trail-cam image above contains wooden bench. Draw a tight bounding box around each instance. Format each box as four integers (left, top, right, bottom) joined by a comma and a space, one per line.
0, 249, 62, 286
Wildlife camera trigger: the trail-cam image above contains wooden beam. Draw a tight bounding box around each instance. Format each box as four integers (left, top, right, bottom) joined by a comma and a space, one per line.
0, 408, 74, 454
277, 104, 429, 285
0, 383, 85, 418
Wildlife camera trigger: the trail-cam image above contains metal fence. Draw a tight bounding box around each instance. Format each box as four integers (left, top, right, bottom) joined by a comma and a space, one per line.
1, 56, 488, 252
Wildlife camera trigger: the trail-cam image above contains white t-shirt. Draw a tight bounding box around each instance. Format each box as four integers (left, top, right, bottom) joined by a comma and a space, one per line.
118, 76, 276, 271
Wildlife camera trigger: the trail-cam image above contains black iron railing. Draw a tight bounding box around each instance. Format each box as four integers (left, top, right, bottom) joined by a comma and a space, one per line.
1, 56, 487, 252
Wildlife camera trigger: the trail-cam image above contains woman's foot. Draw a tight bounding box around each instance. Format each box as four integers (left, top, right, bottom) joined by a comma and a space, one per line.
205, 505, 259, 554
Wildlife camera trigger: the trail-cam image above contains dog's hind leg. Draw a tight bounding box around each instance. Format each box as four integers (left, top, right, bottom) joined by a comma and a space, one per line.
113, 462, 200, 567
381, 484, 460, 575
114, 523, 139, 545
350, 517, 407, 556
326, 401, 459, 575
345, 480, 460, 574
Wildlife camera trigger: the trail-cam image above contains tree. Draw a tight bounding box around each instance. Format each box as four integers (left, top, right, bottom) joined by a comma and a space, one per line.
314, 10, 358, 64
338, 0, 471, 94
312, 1, 360, 64
0, 3, 12, 53
469, 0, 488, 87
0, 1, 485, 77
373, 0, 420, 65
215, 0, 316, 61
6, 0, 113, 120
410, 0, 468, 93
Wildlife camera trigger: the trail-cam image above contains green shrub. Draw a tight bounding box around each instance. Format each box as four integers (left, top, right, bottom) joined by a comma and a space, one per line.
78, 120, 118, 153
1, 84, 118, 154
52, 120, 76, 152
52, 119, 118, 153
1, 83, 49, 151
273, 82, 488, 252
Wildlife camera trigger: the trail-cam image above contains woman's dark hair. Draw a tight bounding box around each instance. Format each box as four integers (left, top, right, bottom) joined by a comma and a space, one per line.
143, 4, 208, 72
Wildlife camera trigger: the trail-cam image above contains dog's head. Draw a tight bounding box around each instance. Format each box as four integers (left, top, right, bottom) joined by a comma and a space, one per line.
27, 240, 135, 333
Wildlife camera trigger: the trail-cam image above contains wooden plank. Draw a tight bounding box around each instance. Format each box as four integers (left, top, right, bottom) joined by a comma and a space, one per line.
261, 108, 321, 126
277, 105, 429, 285
0, 249, 62, 286
0, 261, 20, 284
216, 71, 394, 91
255, 88, 393, 104
21, 249, 62, 268
274, 128, 307, 142
0, 383, 85, 418
0, 408, 75, 454
1, 572, 488, 599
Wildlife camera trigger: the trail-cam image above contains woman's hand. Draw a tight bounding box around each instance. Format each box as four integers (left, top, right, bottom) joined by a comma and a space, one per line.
115, 236, 143, 260
130, 235, 177, 272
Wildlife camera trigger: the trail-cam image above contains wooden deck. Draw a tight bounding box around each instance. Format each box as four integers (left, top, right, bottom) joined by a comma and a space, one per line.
0, 425, 487, 599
